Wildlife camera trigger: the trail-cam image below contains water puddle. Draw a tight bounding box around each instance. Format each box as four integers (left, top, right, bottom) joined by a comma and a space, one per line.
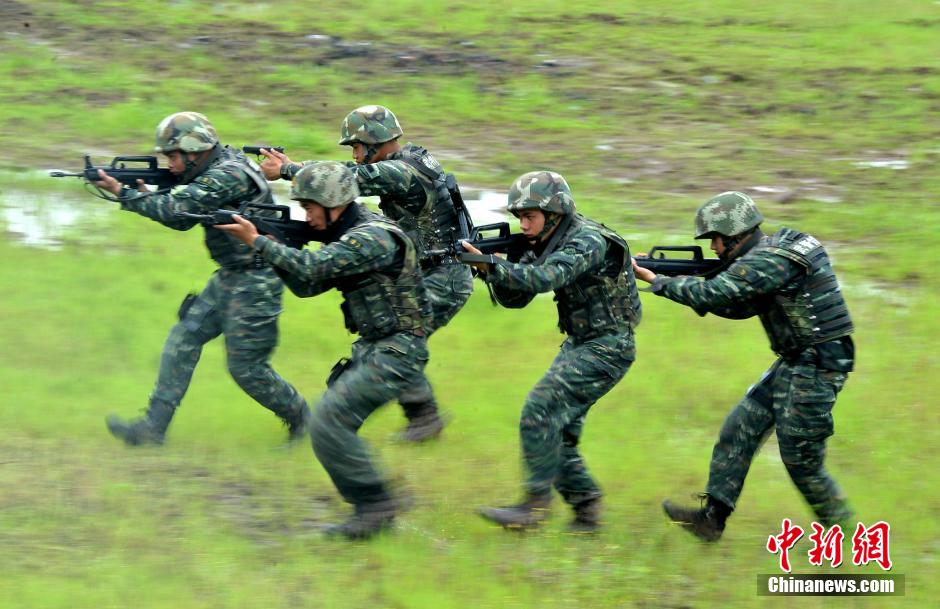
2, 181, 511, 249
461, 188, 511, 227
852, 160, 909, 170
1, 186, 111, 250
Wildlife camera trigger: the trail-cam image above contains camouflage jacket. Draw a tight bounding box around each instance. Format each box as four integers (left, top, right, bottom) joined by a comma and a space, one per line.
119, 145, 273, 269
253, 204, 428, 339
485, 215, 640, 339
284, 143, 459, 256
650, 228, 854, 367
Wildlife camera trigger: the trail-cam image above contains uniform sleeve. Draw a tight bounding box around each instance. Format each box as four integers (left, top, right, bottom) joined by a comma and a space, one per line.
486, 231, 608, 296
651, 250, 805, 316
119, 167, 256, 230
254, 226, 400, 293
281, 160, 354, 180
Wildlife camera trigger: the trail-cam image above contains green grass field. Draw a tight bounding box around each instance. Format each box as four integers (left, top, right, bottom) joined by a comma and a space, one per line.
1, 1, 938, 607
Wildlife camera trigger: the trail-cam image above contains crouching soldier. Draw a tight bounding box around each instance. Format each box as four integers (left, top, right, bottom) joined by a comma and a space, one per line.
94, 111, 308, 446
217, 161, 430, 539
261, 105, 472, 441
632, 191, 855, 541
462, 171, 641, 532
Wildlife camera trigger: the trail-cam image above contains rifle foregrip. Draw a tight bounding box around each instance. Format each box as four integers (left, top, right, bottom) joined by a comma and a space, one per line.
458, 252, 499, 266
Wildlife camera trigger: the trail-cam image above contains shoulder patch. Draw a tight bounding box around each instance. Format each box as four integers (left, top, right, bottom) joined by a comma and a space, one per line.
791, 235, 821, 255
355, 163, 380, 179
339, 233, 362, 248
730, 262, 759, 283
421, 153, 441, 170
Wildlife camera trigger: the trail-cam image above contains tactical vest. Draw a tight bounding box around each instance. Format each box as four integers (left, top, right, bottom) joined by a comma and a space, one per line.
553, 216, 643, 339
330, 210, 428, 339
378, 144, 460, 257
201, 147, 274, 269
755, 228, 854, 356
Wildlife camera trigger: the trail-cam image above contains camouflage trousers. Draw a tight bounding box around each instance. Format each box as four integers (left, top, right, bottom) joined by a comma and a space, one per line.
705, 353, 851, 525
310, 332, 429, 506
397, 263, 473, 419
148, 267, 306, 423
521, 329, 635, 505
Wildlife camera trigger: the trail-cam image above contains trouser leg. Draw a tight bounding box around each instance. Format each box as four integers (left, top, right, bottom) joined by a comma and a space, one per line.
704, 362, 779, 510
222, 270, 308, 422
148, 279, 223, 426
522, 333, 634, 502
775, 361, 852, 525
310, 335, 428, 505
398, 264, 473, 421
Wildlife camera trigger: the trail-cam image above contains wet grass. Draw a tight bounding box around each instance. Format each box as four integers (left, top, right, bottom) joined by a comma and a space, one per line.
1, 1, 939, 607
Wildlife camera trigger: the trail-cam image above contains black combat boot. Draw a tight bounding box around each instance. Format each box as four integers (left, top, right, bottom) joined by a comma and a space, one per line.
478, 494, 552, 530
398, 404, 445, 443
567, 497, 603, 533
662, 495, 732, 542
106, 400, 175, 447
284, 404, 311, 442
322, 499, 398, 540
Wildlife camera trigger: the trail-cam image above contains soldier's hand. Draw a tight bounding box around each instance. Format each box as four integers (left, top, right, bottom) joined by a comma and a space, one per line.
461, 241, 492, 273
260, 148, 294, 180
214, 214, 260, 246
631, 257, 656, 283
94, 169, 123, 196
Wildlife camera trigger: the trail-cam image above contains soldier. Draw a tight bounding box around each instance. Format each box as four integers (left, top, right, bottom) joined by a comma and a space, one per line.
260, 105, 472, 442
632, 191, 855, 541
217, 161, 430, 539
93, 111, 309, 446
461, 171, 641, 532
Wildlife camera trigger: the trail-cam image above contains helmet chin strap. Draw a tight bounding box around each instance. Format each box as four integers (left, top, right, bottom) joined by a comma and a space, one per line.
361, 143, 382, 164
719, 228, 762, 261
179, 145, 219, 183
533, 211, 560, 242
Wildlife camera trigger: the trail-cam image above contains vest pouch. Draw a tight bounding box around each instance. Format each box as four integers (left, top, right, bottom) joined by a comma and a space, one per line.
344, 282, 400, 339
340, 300, 358, 334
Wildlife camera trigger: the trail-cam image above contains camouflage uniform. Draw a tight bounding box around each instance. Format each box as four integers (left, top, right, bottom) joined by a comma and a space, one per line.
281, 106, 472, 436
108, 113, 307, 444
652, 192, 854, 528
478, 172, 640, 528
253, 186, 429, 517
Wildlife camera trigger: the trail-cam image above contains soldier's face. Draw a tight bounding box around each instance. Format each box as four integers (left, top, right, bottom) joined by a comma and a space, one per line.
301, 202, 329, 229
163, 151, 201, 174
351, 143, 368, 165
518, 209, 546, 241
710, 235, 726, 257
164, 151, 186, 174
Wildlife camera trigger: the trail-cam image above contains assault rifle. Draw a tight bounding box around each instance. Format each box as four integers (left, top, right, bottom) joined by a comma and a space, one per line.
241, 146, 285, 157
633, 245, 726, 278
425, 221, 529, 265
176, 202, 322, 250
50, 155, 178, 189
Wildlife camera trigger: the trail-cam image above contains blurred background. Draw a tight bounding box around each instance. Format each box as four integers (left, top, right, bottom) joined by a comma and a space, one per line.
0, 1, 936, 607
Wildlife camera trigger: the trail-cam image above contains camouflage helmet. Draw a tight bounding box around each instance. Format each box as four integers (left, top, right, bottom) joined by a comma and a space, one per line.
338, 105, 403, 146
154, 111, 219, 153
290, 161, 360, 208
506, 171, 576, 215
694, 191, 764, 239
